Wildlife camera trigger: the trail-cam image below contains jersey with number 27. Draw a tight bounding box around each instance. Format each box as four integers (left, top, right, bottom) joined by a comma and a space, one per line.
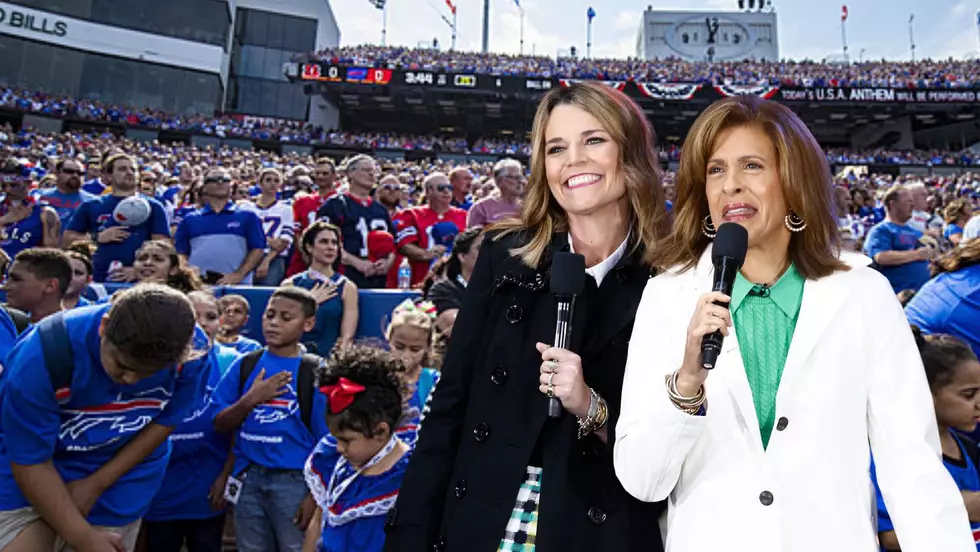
317, 194, 394, 260
240, 200, 296, 258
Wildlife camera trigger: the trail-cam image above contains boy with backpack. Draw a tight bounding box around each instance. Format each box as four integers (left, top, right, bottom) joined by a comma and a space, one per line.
0, 285, 211, 551
212, 286, 327, 552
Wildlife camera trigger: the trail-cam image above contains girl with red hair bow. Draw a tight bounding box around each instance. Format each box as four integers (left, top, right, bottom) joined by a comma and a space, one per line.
302, 345, 412, 552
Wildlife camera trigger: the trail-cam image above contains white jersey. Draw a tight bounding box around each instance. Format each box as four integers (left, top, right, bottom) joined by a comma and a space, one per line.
240, 199, 296, 257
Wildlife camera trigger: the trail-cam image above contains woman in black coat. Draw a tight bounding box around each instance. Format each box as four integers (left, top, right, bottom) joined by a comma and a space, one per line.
384, 82, 670, 552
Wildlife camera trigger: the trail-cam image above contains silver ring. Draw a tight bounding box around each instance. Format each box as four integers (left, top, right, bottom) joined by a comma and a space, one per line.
546, 385, 555, 398
546, 360, 559, 373
547, 372, 555, 387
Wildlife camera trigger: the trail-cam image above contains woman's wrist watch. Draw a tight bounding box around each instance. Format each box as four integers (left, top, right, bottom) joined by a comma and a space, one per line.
576, 387, 608, 440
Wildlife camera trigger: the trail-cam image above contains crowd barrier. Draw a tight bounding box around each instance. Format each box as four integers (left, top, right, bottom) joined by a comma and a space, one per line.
78, 284, 420, 346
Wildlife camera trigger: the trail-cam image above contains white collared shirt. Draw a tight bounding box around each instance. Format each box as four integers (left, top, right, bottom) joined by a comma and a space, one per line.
567, 233, 629, 286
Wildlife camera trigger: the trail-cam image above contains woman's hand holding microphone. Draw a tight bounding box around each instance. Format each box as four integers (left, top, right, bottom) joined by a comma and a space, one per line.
671, 291, 734, 412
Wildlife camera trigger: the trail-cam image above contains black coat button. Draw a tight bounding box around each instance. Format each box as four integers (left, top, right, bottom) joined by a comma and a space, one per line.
505, 305, 523, 323
759, 491, 774, 506
433, 535, 445, 551
454, 479, 467, 498
473, 422, 491, 442
491, 365, 508, 385
587, 507, 607, 524
384, 507, 397, 529
776, 417, 788, 431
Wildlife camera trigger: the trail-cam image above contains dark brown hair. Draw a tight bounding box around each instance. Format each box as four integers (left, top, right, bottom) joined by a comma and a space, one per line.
653, 96, 846, 279
103, 284, 200, 369
135, 240, 203, 294
494, 82, 668, 268
65, 250, 93, 278
13, 248, 73, 296
315, 344, 407, 438
269, 286, 317, 319
911, 325, 978, 390
931, 238, 980, 276
300, 220, 343, 272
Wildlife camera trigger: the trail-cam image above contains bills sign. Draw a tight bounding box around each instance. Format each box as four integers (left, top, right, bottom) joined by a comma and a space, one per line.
780, 87, 980, 104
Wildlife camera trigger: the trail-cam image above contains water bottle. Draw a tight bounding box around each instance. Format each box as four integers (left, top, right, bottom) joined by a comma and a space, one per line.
397, 258, 412, 290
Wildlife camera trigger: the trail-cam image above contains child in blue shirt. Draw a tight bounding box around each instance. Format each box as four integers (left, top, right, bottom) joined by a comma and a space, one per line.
212, 287, 327, 552
303, 345, 412, 552
0, 284, 210, 552
217, 294, 263, 354
386, 299, 440, 441
142, 290, 236, 552
873, 327, 980, 550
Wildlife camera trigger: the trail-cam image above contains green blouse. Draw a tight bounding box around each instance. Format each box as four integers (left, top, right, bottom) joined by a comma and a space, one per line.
730, 264, 805, 449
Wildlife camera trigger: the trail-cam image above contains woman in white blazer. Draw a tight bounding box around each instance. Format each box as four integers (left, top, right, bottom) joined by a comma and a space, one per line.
614, 96, 975, 552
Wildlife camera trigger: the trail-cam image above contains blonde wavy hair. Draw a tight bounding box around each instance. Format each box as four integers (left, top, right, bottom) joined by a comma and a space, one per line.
493, 82, 669, 268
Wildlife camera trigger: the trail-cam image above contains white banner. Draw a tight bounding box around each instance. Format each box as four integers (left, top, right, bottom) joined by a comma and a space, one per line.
0, 1, 223, 74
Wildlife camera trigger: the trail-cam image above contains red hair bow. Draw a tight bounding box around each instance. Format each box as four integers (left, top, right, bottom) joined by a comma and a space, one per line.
320, 378, 366, 414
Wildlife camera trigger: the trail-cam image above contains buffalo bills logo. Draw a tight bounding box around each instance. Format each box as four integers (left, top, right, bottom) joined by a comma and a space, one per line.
182, 385, 216, 424
58, 388, 171, 451
252, 383, 298, 424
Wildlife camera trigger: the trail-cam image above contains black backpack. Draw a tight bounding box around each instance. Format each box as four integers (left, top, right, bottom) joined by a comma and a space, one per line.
237, 350, 323, 433
1, 304, 30, 335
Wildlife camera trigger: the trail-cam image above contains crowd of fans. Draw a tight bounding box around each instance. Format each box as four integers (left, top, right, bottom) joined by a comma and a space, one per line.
2, 87, 980, 166
308, 45, 980, 88
0, 113, 976, 551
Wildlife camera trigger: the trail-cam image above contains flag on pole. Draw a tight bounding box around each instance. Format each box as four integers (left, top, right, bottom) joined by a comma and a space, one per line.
841, 5, 848, 21
445, 0, 456, 15
514, 0, 520, 7
587, 6, 596, 20
908, 13, 914, 23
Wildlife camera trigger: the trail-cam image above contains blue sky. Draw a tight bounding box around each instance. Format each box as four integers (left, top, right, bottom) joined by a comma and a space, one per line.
330, 0, 980, 61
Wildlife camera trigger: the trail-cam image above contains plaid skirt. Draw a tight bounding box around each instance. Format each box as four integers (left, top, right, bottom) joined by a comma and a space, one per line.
498, 466, 543, 552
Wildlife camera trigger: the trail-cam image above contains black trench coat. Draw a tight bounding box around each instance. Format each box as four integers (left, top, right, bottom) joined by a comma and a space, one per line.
384, 230, 666, 552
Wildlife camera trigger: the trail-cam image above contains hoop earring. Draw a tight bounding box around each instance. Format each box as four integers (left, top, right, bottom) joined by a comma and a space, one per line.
702, 215, 717, 239
785, 211, 807, 233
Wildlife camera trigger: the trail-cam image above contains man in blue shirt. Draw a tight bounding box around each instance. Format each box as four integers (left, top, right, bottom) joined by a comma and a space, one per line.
62, 154, 170, 282
0, 286, 210, 551
864, 185, 936, 293
37, 159, 94, 227
213, 287, 325, 552
175, 169, 266, 286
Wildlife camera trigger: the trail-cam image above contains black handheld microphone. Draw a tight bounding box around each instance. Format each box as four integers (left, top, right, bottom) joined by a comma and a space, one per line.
548, 252, 586, 418
700, 223, 748, 370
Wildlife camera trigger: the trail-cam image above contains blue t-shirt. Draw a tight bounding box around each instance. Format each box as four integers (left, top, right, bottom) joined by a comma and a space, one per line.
864, 221, 931, 293
223, 336, 263, 355
0, 305, 210, 526
906, 263, 980, 358
872, 432, 980, 550
82, 179, 105, 196
0, 307, 22, 374
212, 350, 328, 471
215, 344, 241, 376
66, 194, 171, 282
37, 188, 95, 225
1, 202, 45, 259
145, 348, 231, 522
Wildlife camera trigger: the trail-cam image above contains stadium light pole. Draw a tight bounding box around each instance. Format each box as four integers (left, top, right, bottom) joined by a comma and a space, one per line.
908, 13, 916, 63
482, 0, 490, 53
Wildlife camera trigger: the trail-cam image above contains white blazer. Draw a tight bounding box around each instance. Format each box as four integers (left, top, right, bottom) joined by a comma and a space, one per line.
614, 246, 974, 552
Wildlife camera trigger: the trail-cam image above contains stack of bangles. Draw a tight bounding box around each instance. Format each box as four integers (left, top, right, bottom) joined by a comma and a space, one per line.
576, 387, 608, 440
666, 369, 706, 415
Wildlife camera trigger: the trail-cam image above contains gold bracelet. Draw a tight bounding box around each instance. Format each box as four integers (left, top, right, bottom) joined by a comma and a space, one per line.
665, 371, 705, 413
